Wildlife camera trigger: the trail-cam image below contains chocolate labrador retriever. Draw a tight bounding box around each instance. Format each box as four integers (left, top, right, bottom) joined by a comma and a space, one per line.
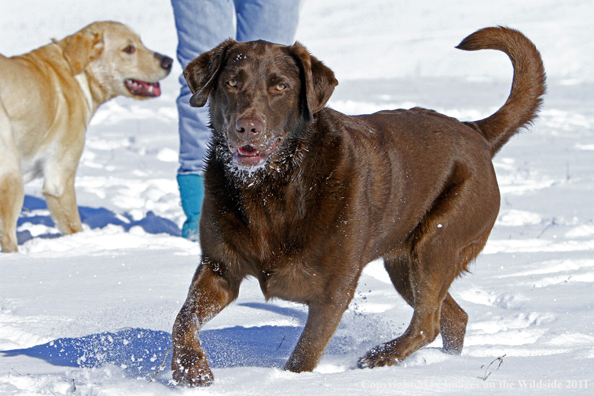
172, 26, 546, 386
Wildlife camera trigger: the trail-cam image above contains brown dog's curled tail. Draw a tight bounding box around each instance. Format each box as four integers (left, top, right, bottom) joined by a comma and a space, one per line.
457, 26, 546, 156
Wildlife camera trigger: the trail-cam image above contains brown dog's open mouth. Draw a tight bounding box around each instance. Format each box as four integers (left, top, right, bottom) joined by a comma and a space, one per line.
125, 79, 161, 97
233, 140, 280, 167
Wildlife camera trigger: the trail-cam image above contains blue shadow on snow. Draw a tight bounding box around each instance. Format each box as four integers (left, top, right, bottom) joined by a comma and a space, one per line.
1, 326, 350, 379
17, 195, 180, 244
1, 302, 352, 379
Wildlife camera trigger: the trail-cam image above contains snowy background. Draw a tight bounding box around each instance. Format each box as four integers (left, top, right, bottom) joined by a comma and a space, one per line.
1, 0, 593, 394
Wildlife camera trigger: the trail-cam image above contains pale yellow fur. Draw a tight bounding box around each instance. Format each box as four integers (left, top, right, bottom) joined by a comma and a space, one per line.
0, 21, 170, 252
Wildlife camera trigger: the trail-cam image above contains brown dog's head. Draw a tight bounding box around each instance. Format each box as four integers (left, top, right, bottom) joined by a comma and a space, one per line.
184, 40, 337, 173
60, 21, 172, 102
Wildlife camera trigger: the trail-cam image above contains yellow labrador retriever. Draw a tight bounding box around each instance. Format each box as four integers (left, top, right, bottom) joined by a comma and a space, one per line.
0, 21, 172, 252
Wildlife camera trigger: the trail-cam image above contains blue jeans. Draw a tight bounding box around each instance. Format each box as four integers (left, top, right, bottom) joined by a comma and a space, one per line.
171, 0, 303, 175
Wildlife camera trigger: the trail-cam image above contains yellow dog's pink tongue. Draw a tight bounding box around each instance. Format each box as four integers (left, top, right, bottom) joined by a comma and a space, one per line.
125, 79, 161, 97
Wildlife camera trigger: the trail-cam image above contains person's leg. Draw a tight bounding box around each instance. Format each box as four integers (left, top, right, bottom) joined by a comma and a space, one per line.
234, 0, 302, 44
171, 0, 236, 240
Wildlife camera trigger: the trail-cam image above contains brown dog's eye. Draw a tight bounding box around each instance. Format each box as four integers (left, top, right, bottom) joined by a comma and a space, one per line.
275, 83, 287, 91
227, 79, 238, 88
123, 45, 136, 54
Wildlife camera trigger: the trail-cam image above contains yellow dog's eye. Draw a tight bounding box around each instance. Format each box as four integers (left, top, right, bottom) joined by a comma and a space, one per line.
123, 45, 135, 54
275, 83, 287, 91
227, 79, 238, 87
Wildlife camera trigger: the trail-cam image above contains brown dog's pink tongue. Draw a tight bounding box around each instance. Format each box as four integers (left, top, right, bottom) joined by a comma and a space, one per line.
125, 79, 161, 97
238, 145, 258, 156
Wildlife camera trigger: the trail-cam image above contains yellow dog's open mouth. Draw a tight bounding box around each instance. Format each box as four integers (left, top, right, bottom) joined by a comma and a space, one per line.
125, 79, 161, 97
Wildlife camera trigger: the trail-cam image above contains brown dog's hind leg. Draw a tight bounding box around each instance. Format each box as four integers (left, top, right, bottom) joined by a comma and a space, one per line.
359, 168, 498, 368
361, 258, 468, 366
359, 253, 452, 368
172, 262, 241, 387
440, 292, 468, 354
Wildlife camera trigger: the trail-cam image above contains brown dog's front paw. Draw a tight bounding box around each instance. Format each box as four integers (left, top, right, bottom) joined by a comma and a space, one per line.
171, 348, 214, 387
284, 358, 315, 373
357, 343, 401, 369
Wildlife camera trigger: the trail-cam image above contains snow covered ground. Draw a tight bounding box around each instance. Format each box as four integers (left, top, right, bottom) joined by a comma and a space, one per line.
1, 0, 593, 394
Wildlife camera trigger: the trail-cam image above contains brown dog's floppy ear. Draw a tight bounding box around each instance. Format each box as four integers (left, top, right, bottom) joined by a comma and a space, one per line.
289, 42, 338, 123
62, 30, 104, 74
184, 39, 237, 108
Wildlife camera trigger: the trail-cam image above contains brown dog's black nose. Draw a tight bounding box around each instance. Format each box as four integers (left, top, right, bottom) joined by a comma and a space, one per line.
236, 117, 263, 135
155, 52, 173, 71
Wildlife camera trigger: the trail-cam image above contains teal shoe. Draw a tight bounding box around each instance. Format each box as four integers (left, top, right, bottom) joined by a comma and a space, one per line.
177, 174, 204, 241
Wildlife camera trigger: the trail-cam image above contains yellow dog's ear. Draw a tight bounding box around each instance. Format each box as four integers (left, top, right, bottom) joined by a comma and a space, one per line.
62, 30, 104, 74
